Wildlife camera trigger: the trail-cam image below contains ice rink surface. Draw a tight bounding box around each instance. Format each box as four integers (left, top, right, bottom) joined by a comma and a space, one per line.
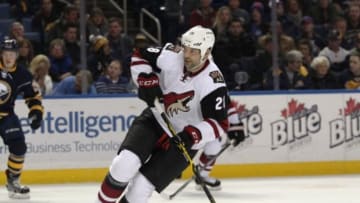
0, 175, 358, 203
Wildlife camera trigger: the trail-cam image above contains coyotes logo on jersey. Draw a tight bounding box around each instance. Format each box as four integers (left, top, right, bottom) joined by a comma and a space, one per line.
164, 91, 195, 117
209, 70, 225, 83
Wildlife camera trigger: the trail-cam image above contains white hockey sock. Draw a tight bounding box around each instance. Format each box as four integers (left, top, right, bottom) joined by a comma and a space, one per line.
199, 153, 215, 178
97, 149, 142, 203
125, 173, 155, 203
110, 149, 142, 182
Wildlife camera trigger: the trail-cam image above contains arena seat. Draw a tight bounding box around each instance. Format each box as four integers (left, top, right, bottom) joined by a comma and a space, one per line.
0, 3, 10, 19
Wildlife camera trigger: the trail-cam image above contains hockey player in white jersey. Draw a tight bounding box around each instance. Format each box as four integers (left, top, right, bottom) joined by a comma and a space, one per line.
96, 25, 244, 203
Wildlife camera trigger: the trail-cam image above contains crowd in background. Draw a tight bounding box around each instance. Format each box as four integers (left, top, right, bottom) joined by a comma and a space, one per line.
1, 0, 360, 95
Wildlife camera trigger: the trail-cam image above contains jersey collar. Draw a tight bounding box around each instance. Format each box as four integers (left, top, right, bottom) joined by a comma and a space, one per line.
0, 62, 17, 72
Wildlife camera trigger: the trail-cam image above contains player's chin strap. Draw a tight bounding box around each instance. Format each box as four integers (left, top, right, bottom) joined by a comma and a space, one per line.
152, 98, 216, 203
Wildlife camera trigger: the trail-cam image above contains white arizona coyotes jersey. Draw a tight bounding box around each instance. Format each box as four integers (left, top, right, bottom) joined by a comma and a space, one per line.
131, 43, 228, 149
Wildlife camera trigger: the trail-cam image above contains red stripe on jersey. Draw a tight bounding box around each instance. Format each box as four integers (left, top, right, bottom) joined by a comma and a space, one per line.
205, 119, 220, 138
100, 181, 124, 199
199, 153, 216, 167
156, 133, 168, 146
156, 133, 170, 150
98, 192, 116, 203
220, 119, 229, 132
133, 49, 142, 58
131, 60, 149, 67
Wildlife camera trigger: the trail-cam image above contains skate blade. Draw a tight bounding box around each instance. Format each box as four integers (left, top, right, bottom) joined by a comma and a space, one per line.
195, 184, 221, 191
8, 191, 30, 199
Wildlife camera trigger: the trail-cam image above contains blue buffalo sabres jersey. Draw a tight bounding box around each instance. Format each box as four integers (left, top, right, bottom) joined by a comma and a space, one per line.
0, 63, 43, 117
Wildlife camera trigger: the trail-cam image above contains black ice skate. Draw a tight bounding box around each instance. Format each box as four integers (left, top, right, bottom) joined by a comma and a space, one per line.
195, 176, 221, 191
5, 170, 30, 199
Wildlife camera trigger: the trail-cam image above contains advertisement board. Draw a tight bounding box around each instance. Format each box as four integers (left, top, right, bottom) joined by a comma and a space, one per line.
0, 92, 359, 183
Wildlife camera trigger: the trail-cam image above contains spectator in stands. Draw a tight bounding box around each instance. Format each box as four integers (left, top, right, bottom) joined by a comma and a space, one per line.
95, 59, 130, 94
71, 0, 80, 9
181, 0, 200, 30
296, 16, 325, 54
297, 39, 314, 68
189, 0, 216, 28
333, 16, 353, 50
29, 54, 53, 95
10, 0, 35, 20
258, 21, 295, 58
133, 32, 150, 50
340, 50, 360, 89
17, 39, 34, 68
264, 50, 312, 90
282, 0, 302, 38
46, 5, 79, 44
249, 2, 268, 40
48, 38, 74, 83
87, 7, 108, 37
227, 0, 249, 24
212, 6, 232, 37
52, 69, 96, 95
332, 0, 346, 14
352, 32, 360, 53
285, 0, 302, 27
213, 18, 256, 89
9, 22, 26, 42
32, 0, 61, 51
346, 3, 360, 41
319, 29, 350, 73
163, 0, 185, 44
250, 35, 273, 90
307, 0, 340, 26
87, 35, 112, 81
63, 23, 80, 67
309, 55, 340, 89
10, 21, 41, 54
106, 17, 133, 77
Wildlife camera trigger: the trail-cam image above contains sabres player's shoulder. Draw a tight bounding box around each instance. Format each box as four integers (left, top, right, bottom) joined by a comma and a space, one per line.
12, 64, 32, 81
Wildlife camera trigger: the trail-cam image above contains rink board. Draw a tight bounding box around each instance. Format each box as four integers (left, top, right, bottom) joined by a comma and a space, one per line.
0, 91, 360, 183
1, 160, 359, 184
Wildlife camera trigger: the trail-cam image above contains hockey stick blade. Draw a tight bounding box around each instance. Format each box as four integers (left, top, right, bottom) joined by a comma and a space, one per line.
161, 177, 195, 200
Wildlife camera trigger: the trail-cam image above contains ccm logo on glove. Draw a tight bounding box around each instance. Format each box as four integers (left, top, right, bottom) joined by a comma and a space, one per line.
137, 73, 159, 88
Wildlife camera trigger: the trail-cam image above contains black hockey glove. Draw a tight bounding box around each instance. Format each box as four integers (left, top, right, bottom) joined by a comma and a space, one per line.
227, 123, 245, 147
171, 125, 202, 148
137, 72, 162, 107
28, 109, 43, 130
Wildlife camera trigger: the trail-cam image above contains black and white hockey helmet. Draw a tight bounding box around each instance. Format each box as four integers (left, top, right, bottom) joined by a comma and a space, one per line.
1, 37, 18, 52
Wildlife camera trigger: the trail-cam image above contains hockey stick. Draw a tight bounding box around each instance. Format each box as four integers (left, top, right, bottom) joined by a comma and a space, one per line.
163, 141, 232, 200
153, 98, 216, 203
